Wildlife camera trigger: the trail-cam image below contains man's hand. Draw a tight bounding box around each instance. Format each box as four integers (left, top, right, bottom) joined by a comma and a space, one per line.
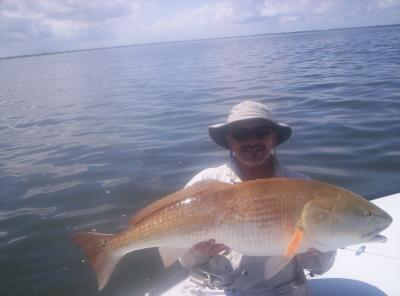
192, 239, 229, 256
305, 248, 321, 256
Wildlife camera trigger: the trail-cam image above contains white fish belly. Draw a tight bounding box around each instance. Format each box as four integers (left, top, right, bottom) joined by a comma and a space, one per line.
214, 222, 291, 256
148, 221, 291, 257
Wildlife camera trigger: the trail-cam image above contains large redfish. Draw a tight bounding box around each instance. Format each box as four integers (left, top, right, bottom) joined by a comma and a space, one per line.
72, 178, 392, 290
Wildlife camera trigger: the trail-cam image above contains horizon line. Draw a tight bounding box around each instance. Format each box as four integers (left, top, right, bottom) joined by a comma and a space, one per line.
1, 23, 399, 60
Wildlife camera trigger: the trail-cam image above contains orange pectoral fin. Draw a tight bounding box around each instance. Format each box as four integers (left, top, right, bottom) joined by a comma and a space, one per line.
284, 228, 304, 257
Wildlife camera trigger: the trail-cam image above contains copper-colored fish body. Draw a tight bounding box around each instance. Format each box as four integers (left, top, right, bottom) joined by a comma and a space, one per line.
72, 178, 392, 290
112, 179, 311, 255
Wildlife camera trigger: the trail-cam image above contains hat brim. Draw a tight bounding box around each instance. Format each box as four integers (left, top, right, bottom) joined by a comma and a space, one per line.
208, 119, 292, 149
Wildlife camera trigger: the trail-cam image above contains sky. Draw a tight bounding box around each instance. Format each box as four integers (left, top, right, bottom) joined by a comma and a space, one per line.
1, 0, 399, 58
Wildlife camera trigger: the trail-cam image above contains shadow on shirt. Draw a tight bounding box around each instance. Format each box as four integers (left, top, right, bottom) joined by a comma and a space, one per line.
309, 278, 386, 296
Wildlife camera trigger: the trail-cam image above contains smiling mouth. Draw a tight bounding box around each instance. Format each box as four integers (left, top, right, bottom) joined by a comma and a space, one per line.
241, 144, 265, 153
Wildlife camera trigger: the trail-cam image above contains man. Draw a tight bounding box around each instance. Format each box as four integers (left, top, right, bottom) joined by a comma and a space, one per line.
179, 101, 336, 296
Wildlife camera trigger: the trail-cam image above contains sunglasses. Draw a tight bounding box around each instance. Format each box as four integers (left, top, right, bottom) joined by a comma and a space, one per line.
229, 125, 273, 141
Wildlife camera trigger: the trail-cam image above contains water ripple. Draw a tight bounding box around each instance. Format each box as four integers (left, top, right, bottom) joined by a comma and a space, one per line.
0, 207, 57, 221
22, 181, 82, 199
54, 204, 116, 219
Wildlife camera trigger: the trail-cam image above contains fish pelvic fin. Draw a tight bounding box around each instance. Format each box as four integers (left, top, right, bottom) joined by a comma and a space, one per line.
264, 225, 303, 279
158, 247, 191, 267
264, 256, 293, 279
284, 227, 304, 257
72, 232, 122, 291
265, 225, 303, 279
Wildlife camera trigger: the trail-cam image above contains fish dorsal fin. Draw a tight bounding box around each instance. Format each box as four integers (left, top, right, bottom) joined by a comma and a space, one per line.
129, 180, 231, 225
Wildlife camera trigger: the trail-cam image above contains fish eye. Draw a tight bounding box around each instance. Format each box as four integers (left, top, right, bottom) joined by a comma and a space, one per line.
365, 211, 373, 217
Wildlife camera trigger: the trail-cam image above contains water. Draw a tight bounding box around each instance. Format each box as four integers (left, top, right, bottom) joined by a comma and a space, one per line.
1, 25, 399, 296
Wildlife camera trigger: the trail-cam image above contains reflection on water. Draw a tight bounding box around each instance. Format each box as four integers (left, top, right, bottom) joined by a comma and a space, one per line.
0, 25, 399, 296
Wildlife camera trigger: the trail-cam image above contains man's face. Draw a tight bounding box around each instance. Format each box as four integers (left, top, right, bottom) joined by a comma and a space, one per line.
226, 119, 277, 168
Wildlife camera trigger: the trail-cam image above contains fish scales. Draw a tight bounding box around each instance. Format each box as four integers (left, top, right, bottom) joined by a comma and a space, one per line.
114, 180, 312, 255
219, 183, 310, 254
112, 192, 221, 251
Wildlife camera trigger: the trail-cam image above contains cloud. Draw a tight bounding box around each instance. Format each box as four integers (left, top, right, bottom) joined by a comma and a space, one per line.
3, 0, 134, 23
1, 0, 399, 58
0, 0, 149, 56
1, 0, 139, 39
378, 0, 400, 8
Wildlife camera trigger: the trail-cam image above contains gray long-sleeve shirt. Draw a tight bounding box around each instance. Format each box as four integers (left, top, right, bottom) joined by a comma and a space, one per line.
179, 156, 336, 296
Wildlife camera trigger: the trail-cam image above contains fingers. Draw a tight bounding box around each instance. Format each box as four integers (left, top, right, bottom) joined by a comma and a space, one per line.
193, 239, 214, 252
192, 239, 229, 256
306, 248, 321, 256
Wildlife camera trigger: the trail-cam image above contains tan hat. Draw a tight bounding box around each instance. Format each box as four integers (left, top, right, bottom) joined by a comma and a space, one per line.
208, 100, 292, 149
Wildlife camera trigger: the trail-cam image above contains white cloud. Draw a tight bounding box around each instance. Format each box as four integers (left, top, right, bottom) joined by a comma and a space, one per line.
40, 18, 86, 38
0, 0, 150, 56
1, 0, 399, 58
378, 0, 399, 8
280, 15, 299, 23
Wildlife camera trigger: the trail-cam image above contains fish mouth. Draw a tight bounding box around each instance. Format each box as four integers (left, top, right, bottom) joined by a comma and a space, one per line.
362, 232, 387, 243
362, 210, 393, 243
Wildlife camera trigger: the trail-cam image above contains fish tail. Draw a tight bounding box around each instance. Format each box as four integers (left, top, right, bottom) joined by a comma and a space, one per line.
72, 232, 122, 290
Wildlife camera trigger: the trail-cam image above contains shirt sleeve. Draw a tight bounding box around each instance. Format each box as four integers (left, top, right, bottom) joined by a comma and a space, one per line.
185, 169, 209, 187
185, 165, 234, 187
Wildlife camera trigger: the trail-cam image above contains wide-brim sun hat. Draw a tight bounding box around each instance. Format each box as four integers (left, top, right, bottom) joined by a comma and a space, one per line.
208, 100, 292, 149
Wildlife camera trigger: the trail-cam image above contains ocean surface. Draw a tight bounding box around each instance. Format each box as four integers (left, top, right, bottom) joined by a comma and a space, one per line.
0, 25, 399, 296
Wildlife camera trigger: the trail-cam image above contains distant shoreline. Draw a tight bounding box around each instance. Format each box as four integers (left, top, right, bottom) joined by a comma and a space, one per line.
1, 23, 399, 61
